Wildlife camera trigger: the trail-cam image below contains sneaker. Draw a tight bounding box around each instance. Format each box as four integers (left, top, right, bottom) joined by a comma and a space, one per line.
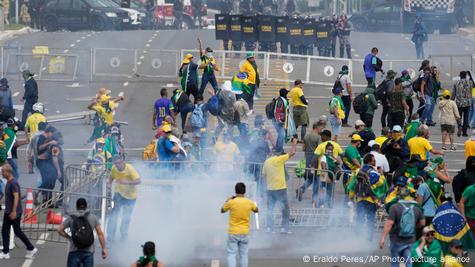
451, 146, 457, 151
25, 248, 38, 259
441, 146, 447, 150
280, 228, 292, 234
0, 253, 10, 259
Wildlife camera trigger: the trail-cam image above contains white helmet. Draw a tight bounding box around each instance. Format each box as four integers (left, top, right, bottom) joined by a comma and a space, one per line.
32, 102, 44, 113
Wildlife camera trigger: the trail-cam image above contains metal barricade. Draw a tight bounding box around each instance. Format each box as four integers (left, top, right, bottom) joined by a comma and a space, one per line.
135, 49, 179, 78
4, 51, 79, 81
15, 188, 108, 243
429, 54, 474, 84
308, 56, 351, 86
266, 53, 309, 84
93, 48, 136, 77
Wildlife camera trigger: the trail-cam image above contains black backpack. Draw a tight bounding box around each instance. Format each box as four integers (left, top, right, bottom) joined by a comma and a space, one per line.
332, 74, 343, 94
412, 74, 424, 92
352, 93, 368, 114
375, 80, 388, 101
71, 213, 94, 250
137, 260, 159, 267
265, 98, 276, 120
354, 169, 372, 198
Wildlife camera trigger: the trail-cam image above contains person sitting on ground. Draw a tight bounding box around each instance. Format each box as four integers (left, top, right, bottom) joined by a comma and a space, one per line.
130, 241, 164, 267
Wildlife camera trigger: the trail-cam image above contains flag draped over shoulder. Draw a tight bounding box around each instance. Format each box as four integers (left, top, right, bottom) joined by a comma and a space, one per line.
383, 185, 417, 212
432, 201, 475, 252
410, 239, 442, 267
231, 72, 252, 95
346, 166, 388, 202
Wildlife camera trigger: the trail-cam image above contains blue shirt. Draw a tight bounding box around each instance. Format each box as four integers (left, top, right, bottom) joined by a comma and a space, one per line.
157, 137, 176, 161
364, 53, 377, 79
154, 98, 173, 126
5, 179, 22, 214
416, 183, 436, 217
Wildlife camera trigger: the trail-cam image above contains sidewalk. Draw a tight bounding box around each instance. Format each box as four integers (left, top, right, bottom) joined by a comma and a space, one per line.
0, 27, 32, 42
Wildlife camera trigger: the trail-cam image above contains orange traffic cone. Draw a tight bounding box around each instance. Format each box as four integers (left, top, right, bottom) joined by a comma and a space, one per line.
23, 188, 38, 224
46, 209, 63, 225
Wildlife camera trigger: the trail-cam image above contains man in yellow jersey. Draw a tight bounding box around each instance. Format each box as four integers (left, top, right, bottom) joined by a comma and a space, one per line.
221, 182, 258, 267
107, 157, 141, 243
24, 102, 46, 141
288, 80, 309, 140
408, 125, 444, 162
263, 137, 298, 234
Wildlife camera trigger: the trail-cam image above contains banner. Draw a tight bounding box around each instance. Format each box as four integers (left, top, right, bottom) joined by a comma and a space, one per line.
316, 20, 332, 47
288, 17, 303, 45
215, 14, 230, 40
303, 18, 316, 45
275, 16, 289, 43
242, 16, 258, 42
258, 15, 276, 42
229, 15, 242, 42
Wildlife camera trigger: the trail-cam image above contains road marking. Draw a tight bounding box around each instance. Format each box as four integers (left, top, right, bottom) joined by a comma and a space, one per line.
123, 82, 129, 87
81, 36, 86, 39
70, 44, 75, 47
445, 73, 451, 77
137, 61, 142, 65
56, 110, 61, 113
143, 50, 148, 54
66, 83, 83, 88
211, 259, 220, 267
140, 55, 145, 60
145, 44, 150, 47
87, 34, 91, 37
148, 39, 152, 43
21, 233, 49, 267
76, 39, 80, 43
354, 54, 360, 57
13, 92, 19, 97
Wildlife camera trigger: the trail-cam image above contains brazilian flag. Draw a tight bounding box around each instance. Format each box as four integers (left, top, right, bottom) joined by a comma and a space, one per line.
432, 201, 475, 252
347, 166, 388, 203
384, 184, 417, 212
231, 72, 252, 95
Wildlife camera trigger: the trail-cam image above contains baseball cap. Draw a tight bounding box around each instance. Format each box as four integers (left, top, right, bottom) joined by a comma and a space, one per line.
355, 119, 365, 127
422, 226, 436, 235
351, 134, 364, 142
182, 53, 194, 64
368, 140, 377, 147
294, 79, 304, 86
449, 239, 462, 248
96, 138, 105, 144
246, 52, 254, 58
392, 125, 402, 132
162, 124, 172, 133
442, 89, 451, 98
98, 87, 111, 96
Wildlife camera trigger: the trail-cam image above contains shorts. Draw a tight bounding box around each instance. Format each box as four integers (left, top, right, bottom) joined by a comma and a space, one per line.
441, 124, 455, 134
293, 106, 309, 127
330, 115, 341, 136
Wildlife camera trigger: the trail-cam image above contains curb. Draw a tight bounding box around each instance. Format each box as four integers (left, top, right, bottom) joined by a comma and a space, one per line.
457, 27, 475, 37
0, 26, 31, 40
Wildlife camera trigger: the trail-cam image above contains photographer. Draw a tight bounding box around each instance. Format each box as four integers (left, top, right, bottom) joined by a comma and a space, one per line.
381, 126, 410, 173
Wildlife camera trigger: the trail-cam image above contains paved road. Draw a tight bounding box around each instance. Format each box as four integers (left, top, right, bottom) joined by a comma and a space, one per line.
0, 29, 475, 267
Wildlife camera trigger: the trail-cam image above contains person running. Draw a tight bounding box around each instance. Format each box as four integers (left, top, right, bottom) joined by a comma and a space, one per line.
263, 138, 298, 234
239, 52, 260, 111
273, 88, 289, 153
338, 65, 353, 127
107, 157, 141, 243
152, 88, 174, 131
221, 182, 258, 267
170, 88, 193, 133
179, 53, 199, 99
379, 188, 425, 267
21, 70, 38, 127
408, 125, 444, 161
0, 164, 38, 260
363, 47, 383, 87
288, 80, 309, 141
453, 71, 473, 137
438, 89, 460, 151
329, 87, 345, 142
198, 38, 220, 95
131, 241, 164, 267
58, 198, 107, 267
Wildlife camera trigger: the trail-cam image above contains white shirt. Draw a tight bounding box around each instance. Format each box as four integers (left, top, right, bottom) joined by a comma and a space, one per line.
370, 151, 390, 173
340, 74, 352, 96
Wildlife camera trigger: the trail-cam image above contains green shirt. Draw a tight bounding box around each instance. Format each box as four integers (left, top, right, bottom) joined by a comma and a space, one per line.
201, 55, 215, 75
344, 145, 362, 169
406, 121, 421, 141
363, 87, 378, 116
462, 184, 475, 219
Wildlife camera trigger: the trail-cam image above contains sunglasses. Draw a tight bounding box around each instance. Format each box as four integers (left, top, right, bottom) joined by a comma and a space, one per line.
426, 232, 435, 237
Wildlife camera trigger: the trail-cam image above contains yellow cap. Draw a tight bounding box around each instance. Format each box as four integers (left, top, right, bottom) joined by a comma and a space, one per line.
162, 124, 172, 133
351, 134, 364, 142
182, 53, 194, 64
96, 138, 105, 144
98, 87, 111, 96
442, 89, 451, 97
